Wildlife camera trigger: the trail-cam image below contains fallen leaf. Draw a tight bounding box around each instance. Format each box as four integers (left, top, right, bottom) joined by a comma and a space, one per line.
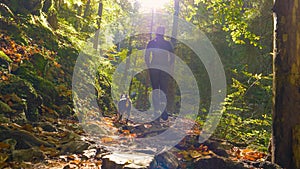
101, 137, 115, 143
0, 153, 8, 163
190, 150, 202, 158
0, 142, 10, 149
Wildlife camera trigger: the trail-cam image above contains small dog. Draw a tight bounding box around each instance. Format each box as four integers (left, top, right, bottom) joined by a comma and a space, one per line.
117, 94, 131, 123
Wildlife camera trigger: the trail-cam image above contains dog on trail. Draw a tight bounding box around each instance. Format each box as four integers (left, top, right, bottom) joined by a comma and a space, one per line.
117, 94, 131, 124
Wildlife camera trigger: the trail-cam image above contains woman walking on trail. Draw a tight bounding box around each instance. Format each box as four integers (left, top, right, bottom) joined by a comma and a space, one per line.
145, 26, 174, 121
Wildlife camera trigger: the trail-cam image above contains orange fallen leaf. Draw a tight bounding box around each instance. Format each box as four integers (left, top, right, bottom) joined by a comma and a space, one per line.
122, 130, 130, 134
1, 75, 8, 81
0, 142, 10, 149
101, 137, 114, 143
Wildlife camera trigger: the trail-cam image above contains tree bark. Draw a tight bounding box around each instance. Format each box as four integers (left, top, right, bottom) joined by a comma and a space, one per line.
167, 0, 180, 114
272, 0, 300, 168
93, 0, 103, 50
83, 0, 91, 18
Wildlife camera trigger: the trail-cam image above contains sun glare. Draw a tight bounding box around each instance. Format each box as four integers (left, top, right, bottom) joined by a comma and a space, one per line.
137, 0, 171, 12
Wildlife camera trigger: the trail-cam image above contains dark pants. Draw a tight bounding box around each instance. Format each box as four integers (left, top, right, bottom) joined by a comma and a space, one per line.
149, 69, 170, 116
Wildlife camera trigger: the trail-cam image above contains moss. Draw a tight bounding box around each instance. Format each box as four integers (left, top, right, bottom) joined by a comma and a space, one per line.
0, 100, 14, 113
4, 0, 44, 15
30, 53, 48, 76
0, 75, 41, 121
0, 19, 28, 45
0, 113, 10, 123
14, 66, 59, 106
23, 20, 59, 50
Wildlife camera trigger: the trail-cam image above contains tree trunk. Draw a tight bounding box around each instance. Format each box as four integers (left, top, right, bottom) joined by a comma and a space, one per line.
122, 38, 132, 89
171, 0, 179, 46
272, 0, 300, 169
93, 0, 103, 50
167, 0, 180, 114
75, 4, 82, 30
83, 0, 91, 18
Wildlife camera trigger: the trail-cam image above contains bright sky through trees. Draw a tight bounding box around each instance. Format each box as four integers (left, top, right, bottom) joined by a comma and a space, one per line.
137, 0, 170, 12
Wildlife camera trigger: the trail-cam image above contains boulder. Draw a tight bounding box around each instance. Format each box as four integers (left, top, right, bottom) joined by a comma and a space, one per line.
60, 140, 91, 155
0, 75, 42, 121
0, 113, 10, 123
0, 126, 54, 149
14, 66, 59, 107
194, 156, 245, 169
32, 121, 57, 132
102, 152, 154, 169
0, 94, 27, 123
2, 138, 17, 151
12, 147, 45, 162
150, 151, 179, 169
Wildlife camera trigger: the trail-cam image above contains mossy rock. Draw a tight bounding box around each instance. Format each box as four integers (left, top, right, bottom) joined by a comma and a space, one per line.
0, 98, 27, 123
0, 100, 15, 113
30, 53, 48, 76
3, 93, 29, 123
0, 19, 28, 45
14, 66, 59, 106
3, 0, 44, 15
57, 46, 78, 68
0, 75, 41, 121
0, 113, 10, 123
23, 20, 59, 51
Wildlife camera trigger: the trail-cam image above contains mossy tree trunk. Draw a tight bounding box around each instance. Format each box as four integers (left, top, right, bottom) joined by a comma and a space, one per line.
272, 0, 300, 168
93, 0, 103, 50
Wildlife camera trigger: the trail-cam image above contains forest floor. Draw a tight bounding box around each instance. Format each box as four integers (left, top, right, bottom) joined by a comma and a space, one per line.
0, 114, 281, 169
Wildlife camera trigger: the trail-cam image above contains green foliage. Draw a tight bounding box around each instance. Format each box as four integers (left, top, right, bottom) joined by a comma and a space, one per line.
95, 58, 116, 114
0, 50, 12, 63
194, 0, 265, 48
215, 69, 272, 151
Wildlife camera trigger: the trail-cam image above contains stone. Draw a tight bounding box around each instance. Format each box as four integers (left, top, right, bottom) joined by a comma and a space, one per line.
0, 75, 42, 122
0, 126, 54, 149
194, 156, 245, 169
0, 114, 10, 123
150, 151, 179, 169
58, 104, 73, 118
82, 149, 97, 159
33, 122, 57, 132
0, 100, 15, 114
83, 123, 109, 136
204, 140, 220, 150
12, 147, 45, 162
2, 138, 17, 151
60, 140, 91, 155
14, 66, 59, 107
259, 161, 282, 169
213, 148, 229, 158
102, 152, 154, 169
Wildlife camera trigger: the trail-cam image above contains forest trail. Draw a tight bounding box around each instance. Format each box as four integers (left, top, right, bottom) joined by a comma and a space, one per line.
0, 114, 280, 169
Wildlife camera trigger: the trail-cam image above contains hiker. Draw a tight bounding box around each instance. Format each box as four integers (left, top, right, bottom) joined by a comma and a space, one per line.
144, 26, 174, 121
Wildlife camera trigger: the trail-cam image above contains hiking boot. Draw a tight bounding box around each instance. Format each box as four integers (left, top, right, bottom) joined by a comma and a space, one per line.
161, 111, 168, 121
